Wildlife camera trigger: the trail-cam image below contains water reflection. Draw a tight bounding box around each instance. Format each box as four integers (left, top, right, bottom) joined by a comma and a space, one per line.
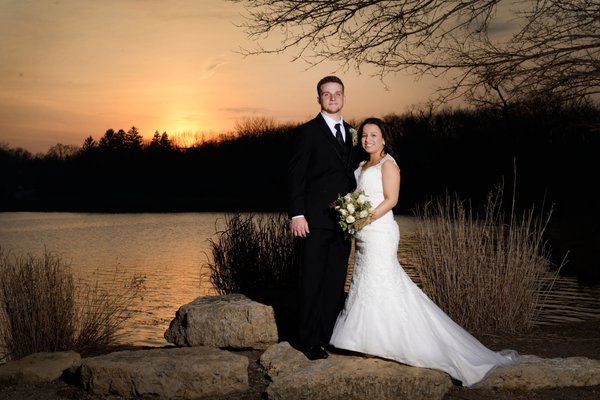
0, 212, 598, 348
0, 212, 223, 347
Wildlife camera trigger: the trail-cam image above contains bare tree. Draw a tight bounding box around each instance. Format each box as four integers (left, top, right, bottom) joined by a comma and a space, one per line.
230, 0, 600, 106
46, 143, 80, 160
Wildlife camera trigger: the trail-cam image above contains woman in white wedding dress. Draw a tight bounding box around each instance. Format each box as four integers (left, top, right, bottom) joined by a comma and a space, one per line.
329, 118, 518, 387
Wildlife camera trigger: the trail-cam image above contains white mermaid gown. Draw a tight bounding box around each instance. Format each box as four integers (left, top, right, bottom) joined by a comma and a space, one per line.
329, 154, 518, 387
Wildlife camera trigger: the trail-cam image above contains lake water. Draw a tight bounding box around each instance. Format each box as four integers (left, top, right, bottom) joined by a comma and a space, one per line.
1, 212, 599, 347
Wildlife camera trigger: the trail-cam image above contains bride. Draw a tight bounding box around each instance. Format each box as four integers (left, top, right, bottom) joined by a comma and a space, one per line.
329, 117, 518, 387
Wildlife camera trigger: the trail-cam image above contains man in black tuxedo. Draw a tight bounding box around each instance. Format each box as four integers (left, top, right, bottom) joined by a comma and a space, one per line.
288, 75, 360, 360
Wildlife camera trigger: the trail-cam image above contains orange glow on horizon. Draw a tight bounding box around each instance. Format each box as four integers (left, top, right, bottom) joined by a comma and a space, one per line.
0, 0, 439, 154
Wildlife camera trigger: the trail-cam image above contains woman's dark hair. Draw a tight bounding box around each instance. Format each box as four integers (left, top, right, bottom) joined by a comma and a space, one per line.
358, 117, 395, 158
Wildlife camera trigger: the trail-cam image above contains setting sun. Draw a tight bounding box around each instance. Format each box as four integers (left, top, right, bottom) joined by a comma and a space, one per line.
0, 0, 436, 154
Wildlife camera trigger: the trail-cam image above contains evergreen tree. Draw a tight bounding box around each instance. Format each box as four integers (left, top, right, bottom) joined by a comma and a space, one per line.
98, 129, 124, 149
82, 136, 97, 151
124, 126, 143, 150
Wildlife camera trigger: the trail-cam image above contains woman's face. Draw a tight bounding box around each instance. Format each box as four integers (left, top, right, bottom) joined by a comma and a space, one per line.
361, 123, 385, 156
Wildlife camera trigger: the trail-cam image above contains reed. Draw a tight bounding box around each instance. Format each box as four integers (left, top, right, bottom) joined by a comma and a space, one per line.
412, 183, 558, 333
207, 213, 300, 296
0, 247, 144, 361
207, 190, 557, 334
73, 269, 145, 354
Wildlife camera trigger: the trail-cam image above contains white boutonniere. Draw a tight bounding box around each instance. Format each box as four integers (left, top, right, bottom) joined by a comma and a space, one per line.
349, 128, 358, 146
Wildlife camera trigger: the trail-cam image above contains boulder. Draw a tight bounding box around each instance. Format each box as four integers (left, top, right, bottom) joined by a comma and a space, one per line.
480, 354, 600, 390
0, 351, 81, 385
260, 342, 600, 398
79, 346, 248, 399
164, 293, 278, 350
260, 342, 453, 400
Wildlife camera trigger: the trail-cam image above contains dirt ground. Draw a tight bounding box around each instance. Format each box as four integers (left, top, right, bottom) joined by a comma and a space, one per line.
1, 320, 599, 400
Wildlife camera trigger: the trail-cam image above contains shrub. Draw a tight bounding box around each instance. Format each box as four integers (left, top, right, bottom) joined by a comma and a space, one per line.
0, 247, 144, 361
207, 213, 300, 297
411, 183, 560, 333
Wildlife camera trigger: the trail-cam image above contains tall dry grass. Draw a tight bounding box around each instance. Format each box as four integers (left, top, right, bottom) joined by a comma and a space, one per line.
73, 268, 145, 353
207, 213, 300, 297
0, 247, 145, 361
412, 183, 559, 333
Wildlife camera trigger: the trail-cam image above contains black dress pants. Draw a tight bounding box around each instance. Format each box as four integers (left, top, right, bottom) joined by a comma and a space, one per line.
296, 228, 351, 349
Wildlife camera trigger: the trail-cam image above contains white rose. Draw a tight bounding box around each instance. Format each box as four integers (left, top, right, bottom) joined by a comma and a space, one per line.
340, 209, 347, 216
344, 194, 352, 201
357, 194, 367, 204
346, 215, 356, 224
359, 210, 368, 218
347, 204, 355, 213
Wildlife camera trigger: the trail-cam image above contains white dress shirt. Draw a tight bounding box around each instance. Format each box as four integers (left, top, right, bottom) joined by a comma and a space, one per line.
321, 112, 346, 142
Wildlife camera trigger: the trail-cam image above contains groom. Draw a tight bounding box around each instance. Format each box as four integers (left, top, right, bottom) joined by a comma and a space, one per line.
288, 75, 360, 360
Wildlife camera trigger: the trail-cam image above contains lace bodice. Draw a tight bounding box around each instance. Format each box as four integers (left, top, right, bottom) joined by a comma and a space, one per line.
354, 154, 398, 225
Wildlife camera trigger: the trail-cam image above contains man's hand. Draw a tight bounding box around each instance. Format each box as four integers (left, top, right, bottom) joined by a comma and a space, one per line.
290, 216, 310, 238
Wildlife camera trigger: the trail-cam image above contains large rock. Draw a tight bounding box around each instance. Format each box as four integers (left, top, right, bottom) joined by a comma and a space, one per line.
480, 354, 600, 390
79, 346, 248, 399
260, 343, 600, 398
164, 293, 278, 350
260, 342, 453, 400
0, 351, 81, 385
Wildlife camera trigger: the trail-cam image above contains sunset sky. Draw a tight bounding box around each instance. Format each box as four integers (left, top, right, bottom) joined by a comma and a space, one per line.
1, 0, 442, 154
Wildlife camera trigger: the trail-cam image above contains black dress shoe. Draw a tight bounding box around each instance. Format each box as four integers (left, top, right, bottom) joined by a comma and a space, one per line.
302, 346, 329, 360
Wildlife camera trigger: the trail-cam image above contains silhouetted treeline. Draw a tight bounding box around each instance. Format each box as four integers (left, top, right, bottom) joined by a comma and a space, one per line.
2, 101, 599, 282
0, 121, 293, 212
386, 99, 600, 219
1, 100, 599, 218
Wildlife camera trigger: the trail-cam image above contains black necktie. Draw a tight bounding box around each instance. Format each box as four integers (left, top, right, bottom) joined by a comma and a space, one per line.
335, 123, 344, 146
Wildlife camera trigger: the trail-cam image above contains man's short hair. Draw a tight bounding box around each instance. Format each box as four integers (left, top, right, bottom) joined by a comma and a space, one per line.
317, 76, 344, 96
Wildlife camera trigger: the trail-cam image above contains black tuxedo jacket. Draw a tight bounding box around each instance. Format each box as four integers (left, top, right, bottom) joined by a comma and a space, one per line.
288, 113, 361, 230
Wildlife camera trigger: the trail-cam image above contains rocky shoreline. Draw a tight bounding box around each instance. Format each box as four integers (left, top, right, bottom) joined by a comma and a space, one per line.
2, 294, 600, 399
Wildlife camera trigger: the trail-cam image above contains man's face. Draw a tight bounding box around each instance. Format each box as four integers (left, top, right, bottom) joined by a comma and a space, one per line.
317, 82, 345, 115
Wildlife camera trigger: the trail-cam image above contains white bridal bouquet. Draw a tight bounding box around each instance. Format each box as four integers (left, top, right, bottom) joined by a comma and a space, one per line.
332, 190, 373, 238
